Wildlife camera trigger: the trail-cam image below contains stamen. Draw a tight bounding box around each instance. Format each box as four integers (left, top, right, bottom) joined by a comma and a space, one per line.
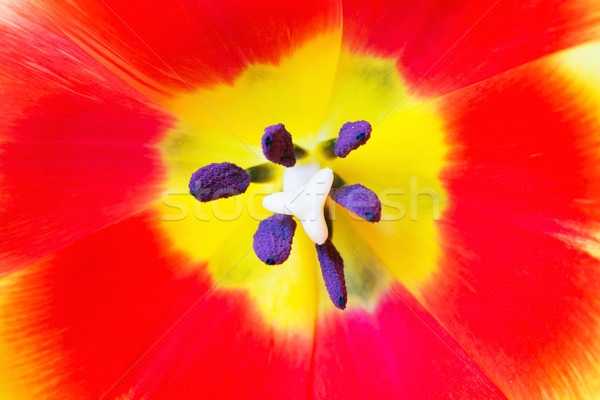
294, 145, 308, 160
246, 163, 277, 183
332, 172, 346, 189
329, 184, 382, 222
315, 239, 347, 310
253, 214, 297, 265
334, 120, 372, 158
189, 162, 250, 202
324, 204, 334, 239
317, 138, 337, 160
262, 124, 296, 167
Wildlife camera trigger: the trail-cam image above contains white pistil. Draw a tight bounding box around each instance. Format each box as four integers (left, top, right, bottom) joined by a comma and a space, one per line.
262, 163, 333, 245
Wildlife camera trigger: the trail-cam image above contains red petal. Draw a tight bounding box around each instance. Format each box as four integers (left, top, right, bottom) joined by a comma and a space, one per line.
423, 50, 600, 397
0, 209, 313, 398
31, 0, 342, 102
0, 1, 173, 275
312, 285, 507, 399
343, 0, 600, 97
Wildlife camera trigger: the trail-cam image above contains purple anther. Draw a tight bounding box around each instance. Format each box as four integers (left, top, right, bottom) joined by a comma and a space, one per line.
262, 123, 296, 167
253, 214, 297, 265
316, 240, 347, 310
330, 184, 381, 222
334, 120, 372, 158
189, 162, 250, 202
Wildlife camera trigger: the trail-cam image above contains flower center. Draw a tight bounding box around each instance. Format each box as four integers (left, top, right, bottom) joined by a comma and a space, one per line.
188, 121, 380, 310
157, 36, 448, 329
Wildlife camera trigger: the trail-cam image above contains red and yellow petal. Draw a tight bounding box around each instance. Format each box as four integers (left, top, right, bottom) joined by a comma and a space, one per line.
0, 209, 314, 399
157, 30, 347, 330
342, 0, 600, 98
322, 48, 447, 292
30, 0, 343, 105
417, 44, 600, 398
0, 0, 174, 276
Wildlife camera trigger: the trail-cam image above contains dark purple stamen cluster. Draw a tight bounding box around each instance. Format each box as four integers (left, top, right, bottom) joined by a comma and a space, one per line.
189, 162, 250, 202
316, 240, 347, 310
189, 120, 381, 310
262, 124, 296, 167
330, 184, 382, 222
334, 120, 372, 158
252, 214, 297, 265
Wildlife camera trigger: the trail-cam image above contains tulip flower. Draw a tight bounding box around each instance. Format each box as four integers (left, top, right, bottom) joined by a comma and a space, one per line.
1, 0, 600, 399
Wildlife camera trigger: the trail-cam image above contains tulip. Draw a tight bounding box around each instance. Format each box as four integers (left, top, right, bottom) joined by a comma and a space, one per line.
1, 0, 600, 398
